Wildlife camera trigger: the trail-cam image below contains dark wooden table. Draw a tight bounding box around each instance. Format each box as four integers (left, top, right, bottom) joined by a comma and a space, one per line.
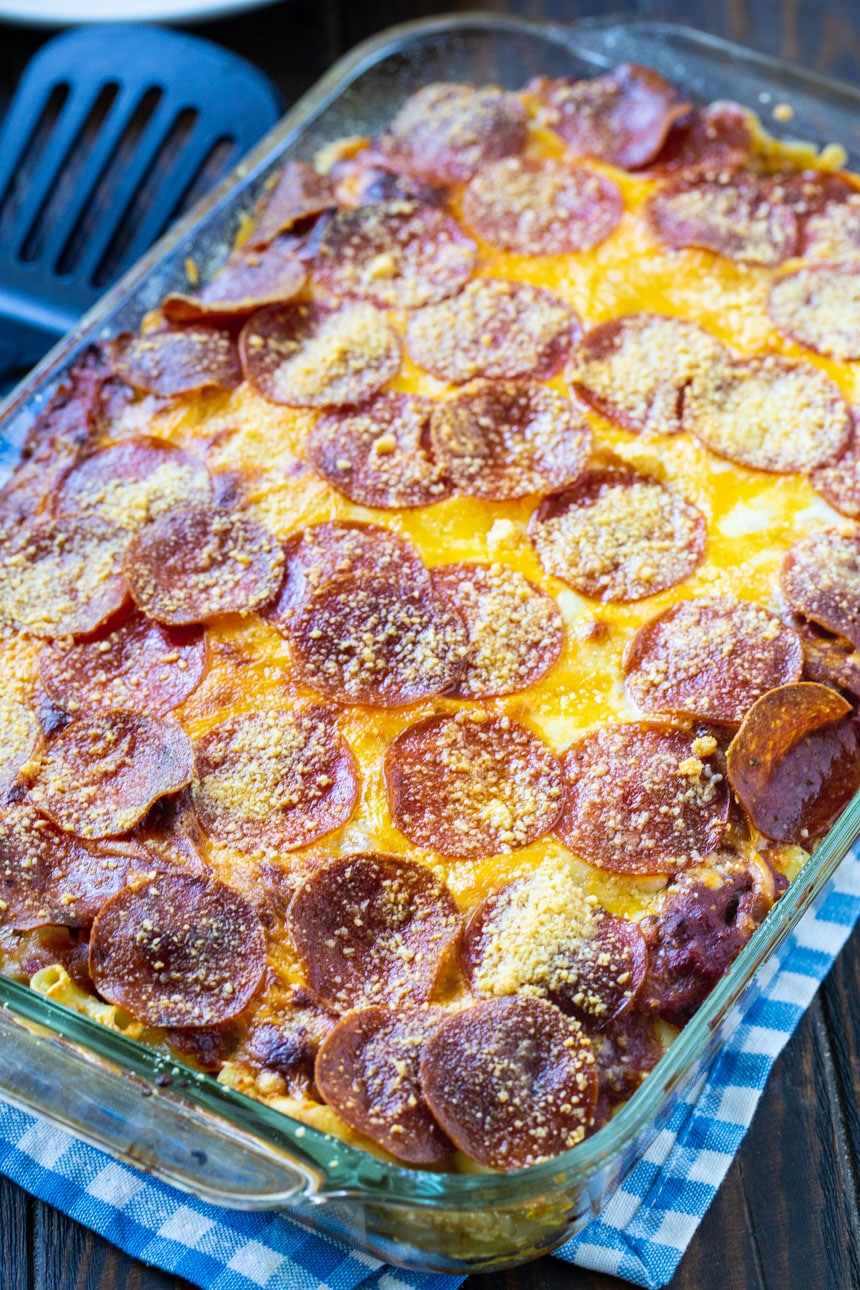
2, 0, 860, 1286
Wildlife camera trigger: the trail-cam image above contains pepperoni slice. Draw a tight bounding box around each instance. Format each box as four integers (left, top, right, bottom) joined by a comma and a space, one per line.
646, 101, 754, 176
420, 996, 597, 1169
266, 520, 427, 631
591, 1014, 664, 1130
315, 1007, 453, 1164
568, 314, 727, 437
30, 711, 193, 838
647, 175, 799, 265
384, 713, 564, 858
124, 504, 284, 625
330, 149, 447, 209
39, 613, 206, 718
461, 158, 622, 255
802, 190, 860, 260
240, 302, 401, 408
529, 469, 706, 604
461, 866, 648, 1028
306, 393, 450, 509
0, 515, 128, 639
250, 160, 335, 248
685, 354, 850, 474
430, 563, 565, 698
0, 802, 155, 930
287, 852, 460, 1011
287, 574, 466, 707
55, 438, 213, 533
530, 64, 687, 170
556, 723, 731, 874
726, 682, 860, 844
378, 83, 528, 184
795, 618, 860, 701
89, 873, 266, 1027
192, 707, 358, 855
0, 693, 42, 799
237, 989, 337, 1091
782, 530, 860, 650
110, 329, 241, 397
624, 597, 804, 725
314, 201, 476, 309
638, 853, 776, 1027
769, 265, 860, 362
811, 423, 860, 518
163, 239, 307, 323
407, 279, 579, 384
428, 380, 591, 500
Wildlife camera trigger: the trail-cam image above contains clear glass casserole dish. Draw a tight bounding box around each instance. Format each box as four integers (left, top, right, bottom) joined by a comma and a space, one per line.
1, 12, 860, 1274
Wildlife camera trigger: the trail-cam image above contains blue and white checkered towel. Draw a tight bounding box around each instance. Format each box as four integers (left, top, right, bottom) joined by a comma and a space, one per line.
2, 844, 859, 1290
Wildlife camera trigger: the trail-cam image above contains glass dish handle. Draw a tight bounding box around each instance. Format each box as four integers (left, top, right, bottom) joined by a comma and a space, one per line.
0, 1003, 324, 1207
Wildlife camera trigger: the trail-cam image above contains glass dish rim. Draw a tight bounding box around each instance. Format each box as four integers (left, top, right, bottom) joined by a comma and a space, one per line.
0, 8, 859, 1210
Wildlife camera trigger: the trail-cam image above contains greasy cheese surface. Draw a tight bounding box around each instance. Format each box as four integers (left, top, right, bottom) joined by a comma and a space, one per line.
0, 99, 854, 1162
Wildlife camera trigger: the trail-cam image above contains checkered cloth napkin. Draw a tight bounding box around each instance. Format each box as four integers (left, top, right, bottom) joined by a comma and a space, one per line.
2, 845, 859, 1290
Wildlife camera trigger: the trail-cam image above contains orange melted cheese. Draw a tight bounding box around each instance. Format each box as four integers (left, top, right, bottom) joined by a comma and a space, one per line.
2, 91, 854, 1163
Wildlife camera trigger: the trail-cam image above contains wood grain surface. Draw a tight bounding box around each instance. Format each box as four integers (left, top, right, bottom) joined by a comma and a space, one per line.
2, 1, 860, 1286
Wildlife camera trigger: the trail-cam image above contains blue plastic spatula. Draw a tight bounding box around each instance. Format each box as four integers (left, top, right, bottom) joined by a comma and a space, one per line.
0, 23, 282, 384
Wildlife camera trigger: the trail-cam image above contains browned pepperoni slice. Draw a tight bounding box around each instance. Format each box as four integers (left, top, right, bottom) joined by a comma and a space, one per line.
110, 329, 241, 397
624, 597, 804, 725
638, 853, 776, 1027
306, 393, 450, 509
811, 422, 860, 518
315, 1007, 453, 1164
0, 693, 42, 799
0, 515, 128, 639
30, 711, 193, 838
530, 64, 688, 170
462, 158, 622, 255
287, 574, 466, 707
769, 265, 860, 362
240, 302, 401, 408
235, 989, 337, 1094
163, 239, 307, 323
430, 563, 565, 698
428, 380, 591, 500
726, 682, 860, 844
39, 613, 206, 718
796, 619, 860, 700
556, 723, 731, 875
685, 354, 850, 473
90, 873, 266, 1027
192, 707, 358, 855
568, 314, 727, 437
529, 469, 706, 603
124, 504, 284, 625
314, 201, 476, 309
385, 713, 564, 858
420, 995, 597, 1169
646, 101, 754, 176
801, 193, 860, 260
330, 148, 446, 209
266, 520, 427, 631
407, 279, 579, 384
461, 867, 647, 1028
249, 160, 336, 248
591, 1013, 664, 1130
647, 175, 799, 265
0, 803, 156, 930
379, 83, 528, 184
55, 438, 213, 532
782, 529, 860, 649
287, 852, 460, 1011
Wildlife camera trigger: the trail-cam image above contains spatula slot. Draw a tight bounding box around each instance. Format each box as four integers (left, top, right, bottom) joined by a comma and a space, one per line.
0, 82, 69, 251
19, 81, 120, 266
54, 85, 164, 279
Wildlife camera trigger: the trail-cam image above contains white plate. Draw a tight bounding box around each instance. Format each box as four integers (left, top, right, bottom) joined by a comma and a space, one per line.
0, 0, 275, 24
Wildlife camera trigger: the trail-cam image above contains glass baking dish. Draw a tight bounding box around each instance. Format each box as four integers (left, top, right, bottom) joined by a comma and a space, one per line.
1, 12, 860, 1274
